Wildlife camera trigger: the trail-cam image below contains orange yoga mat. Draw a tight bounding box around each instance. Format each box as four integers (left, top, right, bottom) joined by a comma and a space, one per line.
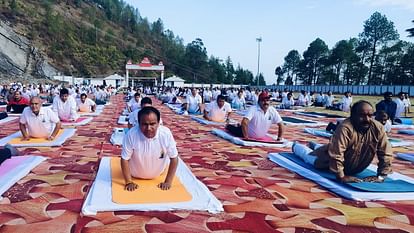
9, 130, 64, 145
110, 157, 192, 204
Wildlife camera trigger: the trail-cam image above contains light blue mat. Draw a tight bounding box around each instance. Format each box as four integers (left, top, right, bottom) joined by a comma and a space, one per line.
278, 152, 414, 192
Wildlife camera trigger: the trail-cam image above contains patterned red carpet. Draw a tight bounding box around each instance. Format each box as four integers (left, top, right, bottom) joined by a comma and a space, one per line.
0, 95, 413, 232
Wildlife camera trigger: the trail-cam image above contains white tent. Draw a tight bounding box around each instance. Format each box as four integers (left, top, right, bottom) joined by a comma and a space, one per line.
164, 75, 185, 87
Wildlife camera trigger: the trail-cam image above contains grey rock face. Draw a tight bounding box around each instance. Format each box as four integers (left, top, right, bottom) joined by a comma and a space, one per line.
0, 20, 59, 80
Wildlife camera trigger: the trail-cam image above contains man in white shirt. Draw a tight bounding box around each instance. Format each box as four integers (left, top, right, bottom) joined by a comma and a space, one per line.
20, 97, 61, 141
127, 93, 142, 113
297, 90, 309, 106
52, 88, 79, 121
340, 91, 352, 112
77, 93, 96, 113
203, 95, 232, 122
186, 88, 203, 114
128, 97, 161, 128
203, 88, 212, 103
324, 91, 334, 108
121, 106, 178, 191
394, 92, 406, 118
226, 92, 284, 140
232, 90, 246, 110
281, 92, 295, 109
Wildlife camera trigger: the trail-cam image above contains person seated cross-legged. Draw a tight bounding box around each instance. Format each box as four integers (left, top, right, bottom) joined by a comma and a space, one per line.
20, 97, 61, 141
293, 101, 392, 183
121, 106, 178, 191
77, 93, 96, 113
6, 91, 30, 113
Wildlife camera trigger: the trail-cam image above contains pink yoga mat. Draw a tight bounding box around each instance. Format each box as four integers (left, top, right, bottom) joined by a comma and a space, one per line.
0, 156, 29, 178
62, 117, 88, 123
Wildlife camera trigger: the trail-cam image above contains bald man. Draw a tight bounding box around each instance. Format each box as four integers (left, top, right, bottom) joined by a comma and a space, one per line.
293, 101, 393, 183
20, 97, 61, 141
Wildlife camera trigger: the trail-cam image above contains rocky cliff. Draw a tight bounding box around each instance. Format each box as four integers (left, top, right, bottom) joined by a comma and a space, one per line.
0, 20, 58, 83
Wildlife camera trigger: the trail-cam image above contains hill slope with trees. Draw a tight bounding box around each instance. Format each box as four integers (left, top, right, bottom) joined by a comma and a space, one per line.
0, 0, 257, 84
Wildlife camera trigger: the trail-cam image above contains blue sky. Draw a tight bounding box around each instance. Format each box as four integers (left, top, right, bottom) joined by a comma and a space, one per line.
125, 0, 414, 84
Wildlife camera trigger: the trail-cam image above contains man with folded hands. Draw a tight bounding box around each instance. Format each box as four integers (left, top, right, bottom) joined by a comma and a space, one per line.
20, 97, 61, 141
121, 106, 178, 191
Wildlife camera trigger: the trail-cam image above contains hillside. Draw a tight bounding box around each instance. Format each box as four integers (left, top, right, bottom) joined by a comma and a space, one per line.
0, 0, 257, 85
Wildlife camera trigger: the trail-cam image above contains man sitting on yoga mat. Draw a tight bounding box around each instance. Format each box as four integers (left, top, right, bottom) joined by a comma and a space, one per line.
20, 97, 62, 141
6, 91, 30, 113
203, 95, 232, 123
186, 88, 203, 114
121, 106, 178, 191
226, 91, 284, 140
294, 100, 392, 183
77, 93, 96, 113
52, 88, 79, 122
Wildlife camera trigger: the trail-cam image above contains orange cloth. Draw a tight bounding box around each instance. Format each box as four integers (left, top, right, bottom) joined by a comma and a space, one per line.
110, 157, 192, 204
9, 130, 64, 145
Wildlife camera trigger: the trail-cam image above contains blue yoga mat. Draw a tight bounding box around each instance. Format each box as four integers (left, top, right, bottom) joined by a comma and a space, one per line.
398, 129, 414, 135
278, 152, 414, 192
282, 117, 316, 124
399, 118, 413, 125
304, 111, 343, 118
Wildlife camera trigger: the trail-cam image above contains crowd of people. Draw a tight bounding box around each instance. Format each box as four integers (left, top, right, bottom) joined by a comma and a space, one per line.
0, 82, 413, 191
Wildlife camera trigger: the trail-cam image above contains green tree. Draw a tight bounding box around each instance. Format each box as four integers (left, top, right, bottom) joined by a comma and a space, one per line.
359, 12, 399, 84
282, 50, 301, 84
184, 38, 208, 83
225, 56, 235, 84
275, 66, 284, 85
299, 38, 329, 84
407, 20, 414, 37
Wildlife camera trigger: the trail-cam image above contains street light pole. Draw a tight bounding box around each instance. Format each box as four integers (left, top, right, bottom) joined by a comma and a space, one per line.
256, 37, 262, 86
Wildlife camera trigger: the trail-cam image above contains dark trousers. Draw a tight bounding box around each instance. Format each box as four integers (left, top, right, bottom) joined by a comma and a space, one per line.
225, 124, 243, 137
0, 149, 11, 165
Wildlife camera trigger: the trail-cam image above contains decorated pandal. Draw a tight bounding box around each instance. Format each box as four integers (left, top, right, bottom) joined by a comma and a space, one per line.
0, 94, 414, 232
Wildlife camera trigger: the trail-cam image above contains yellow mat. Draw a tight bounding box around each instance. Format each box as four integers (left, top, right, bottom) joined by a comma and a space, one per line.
9, 130, 64, 145
110, 157, 192, 204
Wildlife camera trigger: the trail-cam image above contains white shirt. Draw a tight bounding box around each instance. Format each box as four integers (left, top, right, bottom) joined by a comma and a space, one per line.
52, 96, 79, 121
251, 94, 258, 104
77, 98, 96, 112
340, 96, 352, 112
128, 98, 141, 112
121, 125, 178, 179
203, 90, 212, 102
20, 107, 60, 138
384, 119, 392, 133
324, 95, 334, 107
232, 96, 246, 110
395, 98, 405, 118
186, 94, 202, 113
282, 97, 294, 108
298, 94, 307, 106
205, 101, 232, 122
245, 105, 282, 138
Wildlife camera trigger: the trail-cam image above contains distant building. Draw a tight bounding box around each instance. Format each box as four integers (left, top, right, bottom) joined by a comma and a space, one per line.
164, 75, 185, 87
89, 74, 124, 87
